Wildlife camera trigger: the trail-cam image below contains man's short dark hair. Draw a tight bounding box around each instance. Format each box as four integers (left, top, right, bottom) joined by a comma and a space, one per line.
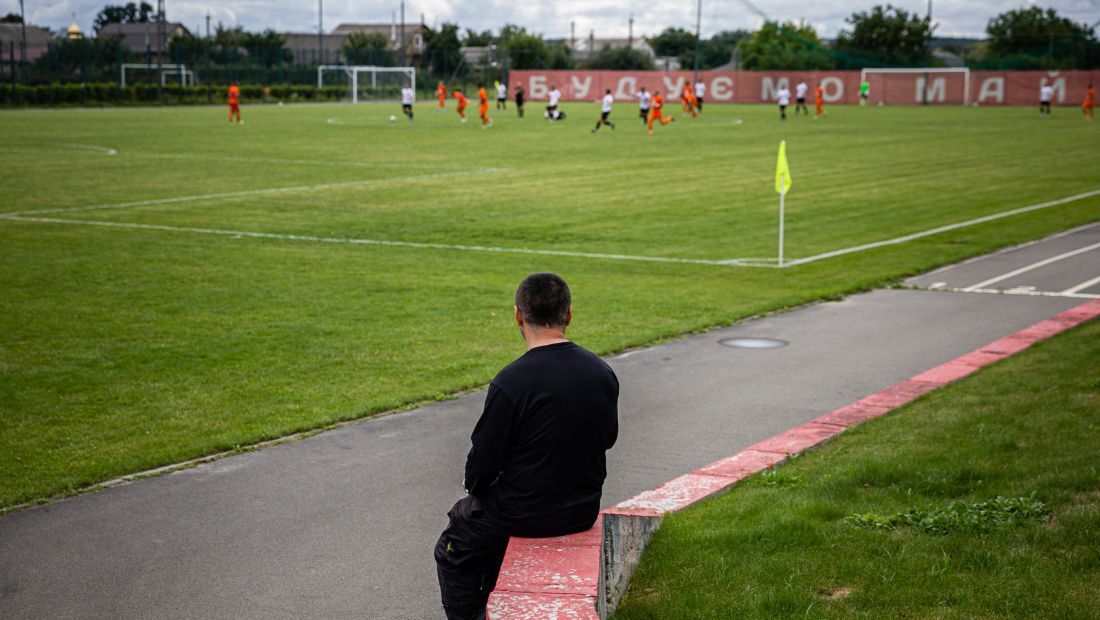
515, 273, 571, 328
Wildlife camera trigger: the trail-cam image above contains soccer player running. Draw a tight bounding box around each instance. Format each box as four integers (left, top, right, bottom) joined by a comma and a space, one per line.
1040, 84, 1054, 117
227, 81, 242, 125
546, 85, 562, 121
592, 89, 616, 133
859, 79, 870, 106
1084, 83, 1095, 120
515, 84, 525, 118
478, 83, 493, 128
795, 80, 809, 115
401, 83, 415, 121
694, 79, 706, 112
454, 89, 469, 123
681, 83, 698, 118
496, 81, 508, 110
636, 86, 651, 124
436, 81, 447, 111
647, 89, 674, 135
776, 85, 791, 121
814, 83, 825, 119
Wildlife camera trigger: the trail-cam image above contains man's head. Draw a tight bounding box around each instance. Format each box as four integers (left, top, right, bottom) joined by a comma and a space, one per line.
515, 273, 571, 332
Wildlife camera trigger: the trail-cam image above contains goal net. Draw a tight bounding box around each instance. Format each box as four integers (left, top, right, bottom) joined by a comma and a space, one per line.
317, 65, 416, 103
860, 68, 970, 106
120, 63, 196, 87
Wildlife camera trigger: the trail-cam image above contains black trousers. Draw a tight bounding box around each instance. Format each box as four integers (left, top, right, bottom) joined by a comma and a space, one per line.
435, 495, 511, 620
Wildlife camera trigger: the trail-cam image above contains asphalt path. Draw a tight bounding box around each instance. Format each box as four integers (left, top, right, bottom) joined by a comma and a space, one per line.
2, 227, 1097, 619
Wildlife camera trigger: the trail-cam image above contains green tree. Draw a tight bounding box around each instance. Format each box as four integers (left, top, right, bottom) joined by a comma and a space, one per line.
93, 2, 154, 33
32, 36, 134, 81
700, 30, 750, 68
462, 28, 493, 46
585, 45, 655, 70
423, 22, 464, 78
649, 27, 696, 59
985, 7, 1098, 69
835, 4, 935, 67
240, 29, 290, 67
1, 12, 23, 23
738, 21, 835, 70
503, 33, 572, 70
343, 31, 394, 66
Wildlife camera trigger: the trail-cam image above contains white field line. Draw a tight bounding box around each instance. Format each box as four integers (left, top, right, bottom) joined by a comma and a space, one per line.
782, 188, 1100, 268
931, 286, 1099, 300
0, 142, 118, 156
1061, 274, 1100, 296
0, 216, 747, 266
3, 168, 508, 217
963, 240, 1100, 290
133, 151, 455, 170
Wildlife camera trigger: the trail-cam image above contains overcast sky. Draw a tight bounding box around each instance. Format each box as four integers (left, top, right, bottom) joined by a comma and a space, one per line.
7, 0, 1099, 40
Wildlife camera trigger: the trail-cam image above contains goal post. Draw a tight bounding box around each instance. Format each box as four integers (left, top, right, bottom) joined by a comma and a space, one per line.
316, 65, 416, 103
860, 67, 970, 106
120, 63, 194, 88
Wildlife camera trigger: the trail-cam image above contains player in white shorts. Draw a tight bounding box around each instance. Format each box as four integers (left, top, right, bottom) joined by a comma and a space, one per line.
401, 84, 414, 120
776, 86, 791, 121
496, 81, 508, 110
637, 87, 651, 124
592, 89, 616, 133
546, 85, 562, 120
694, 80, 706, 112
795, 81, 809, 116
1040, 84, 1053, 117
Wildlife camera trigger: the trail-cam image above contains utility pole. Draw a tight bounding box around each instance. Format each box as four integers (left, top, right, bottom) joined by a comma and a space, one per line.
318, 0, 324, 64
400, 1, 405, 67
628, 14, 633, 49
17, 0, 26, 75
693, 0, 702, 82
570, 21, 575, 52
205, 12, 210, 39
157, 0, 165, 97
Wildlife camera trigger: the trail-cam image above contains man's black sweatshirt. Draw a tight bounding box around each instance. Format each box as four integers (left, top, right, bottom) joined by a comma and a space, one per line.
464, 341, 619, 538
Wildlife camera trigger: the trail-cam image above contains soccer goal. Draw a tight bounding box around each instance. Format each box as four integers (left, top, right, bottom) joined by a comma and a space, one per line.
317, 65, 416, 103
120, 63, 195, 88
860, 68, 970, 106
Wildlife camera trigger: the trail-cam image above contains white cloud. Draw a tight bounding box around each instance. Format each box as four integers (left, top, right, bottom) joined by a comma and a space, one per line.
4, 0, 1096, 39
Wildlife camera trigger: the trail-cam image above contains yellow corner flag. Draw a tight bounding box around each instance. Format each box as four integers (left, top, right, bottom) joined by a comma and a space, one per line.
775, 140, 792, 195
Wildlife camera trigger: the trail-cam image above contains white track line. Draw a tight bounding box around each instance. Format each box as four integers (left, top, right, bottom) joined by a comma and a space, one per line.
963, 240, 1100, 290
0, 216, 741, 266
783, 188, 1100, 267
3, 168, 508, 217
1061, 274, 1100, 296
930, 286, 1099, 300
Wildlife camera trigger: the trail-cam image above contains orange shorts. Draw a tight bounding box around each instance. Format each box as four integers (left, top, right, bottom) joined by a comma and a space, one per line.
479, 104, 489, 116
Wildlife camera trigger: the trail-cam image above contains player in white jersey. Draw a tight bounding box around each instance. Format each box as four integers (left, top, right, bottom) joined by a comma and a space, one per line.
546, 85, 562, 121
694, 80, 706, 112
776, 87, 791, 121
401, 84, 414, 120
496, 81, 508, 110
795, 81, 809, 115
592, 89, 616, 133
637, 87, 651, 124
1040, 84, 1053, 117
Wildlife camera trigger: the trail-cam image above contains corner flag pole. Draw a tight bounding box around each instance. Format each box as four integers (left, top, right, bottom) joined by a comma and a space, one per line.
774, 140, 792, 267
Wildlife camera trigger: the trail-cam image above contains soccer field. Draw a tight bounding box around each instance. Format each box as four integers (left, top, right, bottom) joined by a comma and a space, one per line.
1, 101, 1097, 508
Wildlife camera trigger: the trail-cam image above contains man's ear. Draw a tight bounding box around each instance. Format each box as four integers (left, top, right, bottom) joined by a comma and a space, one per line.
514, 305, 523, 327
565, 305, 572, 326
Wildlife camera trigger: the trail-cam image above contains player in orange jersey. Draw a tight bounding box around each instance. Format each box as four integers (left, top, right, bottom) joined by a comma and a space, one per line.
647, 90, 674, 135
477, 83, 493, 128
454, 89, 469, 123
1084, 83, 1095, 120
227, 81, 242, 125
436, 81, 447, 110
681, 83, 698, 118
814, 83, 825, 119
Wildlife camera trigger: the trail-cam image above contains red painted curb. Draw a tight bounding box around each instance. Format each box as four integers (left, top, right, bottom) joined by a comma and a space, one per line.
487, 298, 1100, 619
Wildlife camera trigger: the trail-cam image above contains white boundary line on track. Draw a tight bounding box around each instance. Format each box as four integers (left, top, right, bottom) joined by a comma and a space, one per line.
928, 286, 1099, 300
781, 188, 1100, 267
3, 168, 508, 217
962, 240, 1100, 290
0, 215, 746, 266
1061, 274, 1100, 296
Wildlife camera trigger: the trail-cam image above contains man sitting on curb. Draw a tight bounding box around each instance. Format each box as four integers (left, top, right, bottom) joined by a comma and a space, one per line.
434, 272, 620, 620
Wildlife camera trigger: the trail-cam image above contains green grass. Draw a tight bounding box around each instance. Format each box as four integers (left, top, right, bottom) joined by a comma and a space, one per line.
1, 102, 1098, 509
613, 319, 1100, 619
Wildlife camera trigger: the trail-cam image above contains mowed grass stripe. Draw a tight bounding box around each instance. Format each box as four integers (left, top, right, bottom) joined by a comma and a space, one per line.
0, 103, 1097, 508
